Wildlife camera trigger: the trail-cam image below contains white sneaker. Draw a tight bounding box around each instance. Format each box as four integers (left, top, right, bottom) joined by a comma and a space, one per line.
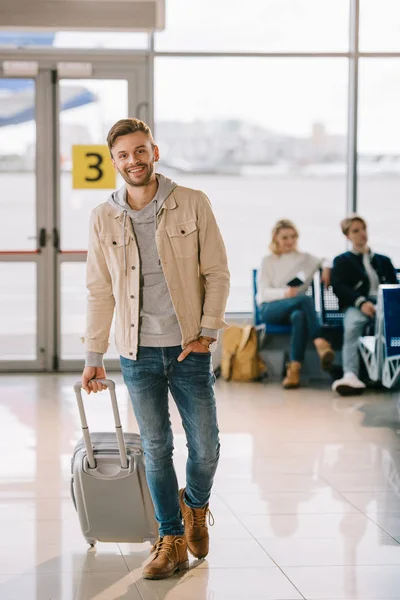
332, 372, 366, 396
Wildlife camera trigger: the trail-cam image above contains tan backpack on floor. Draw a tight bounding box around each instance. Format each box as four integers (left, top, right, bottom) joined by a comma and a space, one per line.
220, 325, 267, 382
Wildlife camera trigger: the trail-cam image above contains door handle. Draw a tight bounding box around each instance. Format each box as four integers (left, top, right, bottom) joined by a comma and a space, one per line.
52, 227, 60, 251
39, 228, 47, 249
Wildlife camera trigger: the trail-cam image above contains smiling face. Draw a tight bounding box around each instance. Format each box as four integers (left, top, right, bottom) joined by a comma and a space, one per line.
274, 227, 298, 254
110, 131, 159, 188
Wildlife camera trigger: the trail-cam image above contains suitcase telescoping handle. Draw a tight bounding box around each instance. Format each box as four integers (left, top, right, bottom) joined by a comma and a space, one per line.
73, 379, 129, 470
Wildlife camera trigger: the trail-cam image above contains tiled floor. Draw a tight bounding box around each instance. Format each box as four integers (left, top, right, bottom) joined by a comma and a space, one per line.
0, 373, 400, 599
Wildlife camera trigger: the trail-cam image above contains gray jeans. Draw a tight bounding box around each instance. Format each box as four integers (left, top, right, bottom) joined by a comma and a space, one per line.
343, 307, 373, 375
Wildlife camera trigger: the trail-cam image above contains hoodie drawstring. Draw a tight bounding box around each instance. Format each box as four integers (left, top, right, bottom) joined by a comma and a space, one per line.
154, 201, 161, 266
122, 210, 127, 276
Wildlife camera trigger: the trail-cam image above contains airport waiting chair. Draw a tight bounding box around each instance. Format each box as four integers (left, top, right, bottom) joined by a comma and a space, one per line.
318, 279, 344, 329
318, 268, 400, 331
359, 283, 400, 389
318, 269, 399, 327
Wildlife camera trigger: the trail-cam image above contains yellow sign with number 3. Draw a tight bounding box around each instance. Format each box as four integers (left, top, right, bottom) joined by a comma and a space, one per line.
72, 145, 116, 189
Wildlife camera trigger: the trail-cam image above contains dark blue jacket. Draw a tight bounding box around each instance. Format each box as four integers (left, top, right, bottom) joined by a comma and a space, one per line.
331, 251, 397, 311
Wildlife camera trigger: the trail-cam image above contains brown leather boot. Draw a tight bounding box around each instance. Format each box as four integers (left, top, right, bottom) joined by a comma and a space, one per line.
179, 488, 214, 559
282, 361, 301, 389
142, 535, 188, 580
314, 339, 335, 371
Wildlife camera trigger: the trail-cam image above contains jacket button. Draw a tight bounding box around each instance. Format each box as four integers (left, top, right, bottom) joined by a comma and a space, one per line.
129, 352, 133, 356
112, 241, 117, 245
181, 230, 185, 234
130, 295, 134, 299
131, 266, 135, 270
131, 324, 135, 327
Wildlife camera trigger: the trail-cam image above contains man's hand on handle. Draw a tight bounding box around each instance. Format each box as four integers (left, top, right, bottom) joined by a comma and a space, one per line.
82, 366, 108, 394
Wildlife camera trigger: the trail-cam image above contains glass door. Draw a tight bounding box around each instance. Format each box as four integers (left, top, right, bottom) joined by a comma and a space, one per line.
57, 63, 147, 370
0, 75, 47, 370
0, 58, 148, 371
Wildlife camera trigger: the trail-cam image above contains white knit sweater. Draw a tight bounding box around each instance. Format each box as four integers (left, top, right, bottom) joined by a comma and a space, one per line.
257, 251, 329, 304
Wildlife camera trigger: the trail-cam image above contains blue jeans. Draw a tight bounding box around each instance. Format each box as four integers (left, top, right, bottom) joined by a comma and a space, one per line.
260, 295, 321, 362
120, 346, 219, 537
343, 307, 373, 375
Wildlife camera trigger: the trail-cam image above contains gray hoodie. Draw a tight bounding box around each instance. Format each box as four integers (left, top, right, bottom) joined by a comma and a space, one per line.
86, 174, 216, 367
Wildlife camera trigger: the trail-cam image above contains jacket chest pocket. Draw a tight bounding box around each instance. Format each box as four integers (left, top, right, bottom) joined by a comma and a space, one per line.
100, 234, 132, 265
165, 220, 198, 258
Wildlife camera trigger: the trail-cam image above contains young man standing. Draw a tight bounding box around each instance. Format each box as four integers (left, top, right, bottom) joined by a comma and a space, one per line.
331, 215, 397, 396
81, 118, 230, 579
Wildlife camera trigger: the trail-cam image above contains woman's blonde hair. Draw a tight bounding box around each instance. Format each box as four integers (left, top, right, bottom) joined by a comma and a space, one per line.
269, 219, 299, 255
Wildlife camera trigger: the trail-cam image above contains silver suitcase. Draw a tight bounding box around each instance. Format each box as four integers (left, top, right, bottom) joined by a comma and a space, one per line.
71, 379, 158, 546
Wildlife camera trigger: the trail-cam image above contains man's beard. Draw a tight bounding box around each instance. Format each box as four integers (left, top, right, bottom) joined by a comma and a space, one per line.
120, 162, 155, 187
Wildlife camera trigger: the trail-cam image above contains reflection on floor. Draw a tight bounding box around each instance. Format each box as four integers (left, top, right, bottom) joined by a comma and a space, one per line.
0, 374, 400, 599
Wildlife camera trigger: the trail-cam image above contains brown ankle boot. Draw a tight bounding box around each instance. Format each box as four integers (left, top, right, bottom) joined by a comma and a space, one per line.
142, 535, 188, 580
314, 340, 335, 371
282, 361, 301, 389
179, 488, 214, 559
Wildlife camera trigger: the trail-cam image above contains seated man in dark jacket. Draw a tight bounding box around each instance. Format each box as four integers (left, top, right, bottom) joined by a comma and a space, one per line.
331, 215, 397, 396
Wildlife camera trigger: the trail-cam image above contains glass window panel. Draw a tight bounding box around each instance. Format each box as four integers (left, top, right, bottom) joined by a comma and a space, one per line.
360, 0, 400, 52
156, 0, 349, 52
358, 59, 400, 266
61, 262, 118, 360
0, 79, 36, 251
0, 263, 36, 360
59, 79, 128, 251
0, 31, 148, 49
155, 58, 348, 311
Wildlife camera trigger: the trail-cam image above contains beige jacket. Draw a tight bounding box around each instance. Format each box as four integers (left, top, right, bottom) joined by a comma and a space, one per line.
85, 185, 230, 359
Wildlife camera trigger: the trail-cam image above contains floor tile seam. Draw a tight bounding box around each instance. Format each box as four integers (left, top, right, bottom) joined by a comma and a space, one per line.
0, 496, 71, 500
316, 474, 391, 495
129, 571, 145, 600
239, 512, 369, 517
263, 562, 400, 568
333, 490, 400, 544
0, 568, 132, 576
225, 510, 361, 516
194, 565, 290, 570
230, 512, 306, 600
117, 542, 132, 573
362, 513, 400, 544
227, 537, 395, 542
0, 569, 139, 576
213, 491, 236, 516
281, 564, 400, 571
335, 489, 400, 511
353, 511, 400, 516
218, 490, 350, 497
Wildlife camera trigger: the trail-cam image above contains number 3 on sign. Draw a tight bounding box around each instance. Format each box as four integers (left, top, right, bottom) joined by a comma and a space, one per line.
72, 145, 116, 189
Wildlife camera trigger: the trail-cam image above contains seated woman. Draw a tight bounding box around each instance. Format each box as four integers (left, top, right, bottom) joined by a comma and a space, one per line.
257, 219, 335, 389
